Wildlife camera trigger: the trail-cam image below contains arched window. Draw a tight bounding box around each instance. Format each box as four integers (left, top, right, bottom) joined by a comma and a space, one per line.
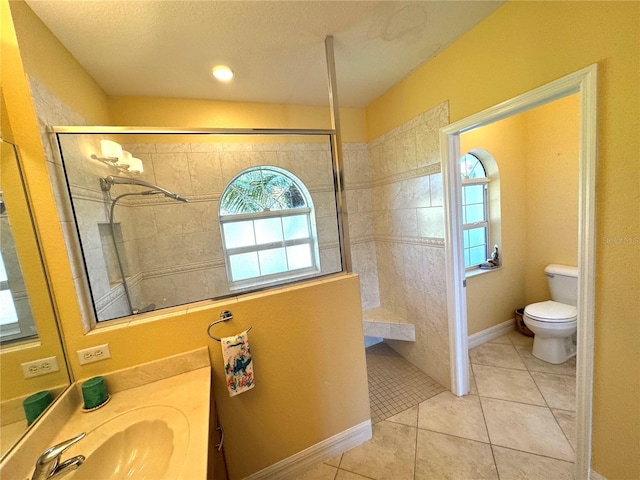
460, 153, 490, 268
219, 166, 320, 290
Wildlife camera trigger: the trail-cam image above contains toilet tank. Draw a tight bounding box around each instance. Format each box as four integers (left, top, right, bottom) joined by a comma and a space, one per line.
545, 264, 578, 306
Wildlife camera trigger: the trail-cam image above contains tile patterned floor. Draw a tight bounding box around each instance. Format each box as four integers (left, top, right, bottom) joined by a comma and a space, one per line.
295, 331, 577, 479
365, 343, 445, 423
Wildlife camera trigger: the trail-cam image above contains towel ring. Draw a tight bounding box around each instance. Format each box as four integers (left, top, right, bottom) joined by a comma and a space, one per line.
207, 310, 252, 342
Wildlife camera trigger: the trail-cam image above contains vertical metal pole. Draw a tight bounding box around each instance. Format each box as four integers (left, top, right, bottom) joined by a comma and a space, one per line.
325, 35, 353, 273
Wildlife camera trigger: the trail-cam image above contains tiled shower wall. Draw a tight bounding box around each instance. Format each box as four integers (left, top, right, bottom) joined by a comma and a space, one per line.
347, 103, 452, 388
343, 143, 380, 311
29, 77, 98, 330
121, 140, 341, 317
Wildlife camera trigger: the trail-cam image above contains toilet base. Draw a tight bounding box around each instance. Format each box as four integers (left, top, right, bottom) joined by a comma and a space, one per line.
532, 335, 576, 364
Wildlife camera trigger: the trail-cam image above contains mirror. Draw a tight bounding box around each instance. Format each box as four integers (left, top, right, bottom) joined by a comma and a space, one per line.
0, 153, 38, 344
0, 140, 71, 459
55, 132, 343, 323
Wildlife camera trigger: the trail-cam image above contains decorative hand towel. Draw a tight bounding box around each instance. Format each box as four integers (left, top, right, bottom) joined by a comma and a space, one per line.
221, 329, 255, 397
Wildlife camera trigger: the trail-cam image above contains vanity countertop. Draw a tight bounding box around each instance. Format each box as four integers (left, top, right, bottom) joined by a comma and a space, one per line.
1, 348, 211, 480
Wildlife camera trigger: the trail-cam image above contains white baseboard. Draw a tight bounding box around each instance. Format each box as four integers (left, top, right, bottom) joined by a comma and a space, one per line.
590, 470, 607, 480
467, 318, 516, 349
245, 419, 372, 480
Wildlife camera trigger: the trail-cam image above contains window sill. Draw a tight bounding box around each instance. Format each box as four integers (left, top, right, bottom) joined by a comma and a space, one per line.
465, 265, 502, 279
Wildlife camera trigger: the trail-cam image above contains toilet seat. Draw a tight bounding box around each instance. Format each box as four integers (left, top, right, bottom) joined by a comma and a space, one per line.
524, 300, 577, 324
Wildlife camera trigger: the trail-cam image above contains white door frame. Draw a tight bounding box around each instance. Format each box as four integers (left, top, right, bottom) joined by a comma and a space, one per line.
440, 64, 597, 478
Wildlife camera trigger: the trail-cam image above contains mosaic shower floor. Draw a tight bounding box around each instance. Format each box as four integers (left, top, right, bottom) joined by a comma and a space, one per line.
365, 342, 445, 424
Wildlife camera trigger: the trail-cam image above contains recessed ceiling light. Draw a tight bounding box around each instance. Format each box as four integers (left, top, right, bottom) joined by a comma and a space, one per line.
212, 65, 234, 82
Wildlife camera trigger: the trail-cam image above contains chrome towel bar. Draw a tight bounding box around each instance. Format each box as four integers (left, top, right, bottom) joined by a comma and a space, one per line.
207, 310, 252, 342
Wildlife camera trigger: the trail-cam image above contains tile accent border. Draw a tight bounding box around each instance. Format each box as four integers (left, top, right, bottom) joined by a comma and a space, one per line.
245, 420, 372, 480
467, 318, 516, 349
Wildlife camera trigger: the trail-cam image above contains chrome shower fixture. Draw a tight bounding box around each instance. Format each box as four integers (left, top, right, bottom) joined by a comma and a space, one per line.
100, 175, 188, 315
100, 175, 188, 202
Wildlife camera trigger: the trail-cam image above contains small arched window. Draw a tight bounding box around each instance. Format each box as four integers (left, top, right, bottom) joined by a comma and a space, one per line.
460, 153, 490, 268
219, 166, 320, 290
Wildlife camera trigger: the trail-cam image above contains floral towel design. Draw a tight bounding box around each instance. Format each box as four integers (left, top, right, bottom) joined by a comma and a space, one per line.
221, 329, 255, 397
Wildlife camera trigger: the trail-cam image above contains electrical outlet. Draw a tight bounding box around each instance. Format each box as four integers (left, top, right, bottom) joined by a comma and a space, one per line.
77, 344, 111, 365
21, 356, 60, 378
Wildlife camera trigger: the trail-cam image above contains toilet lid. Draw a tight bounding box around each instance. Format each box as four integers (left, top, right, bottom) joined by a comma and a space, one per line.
525, 300, 577, 322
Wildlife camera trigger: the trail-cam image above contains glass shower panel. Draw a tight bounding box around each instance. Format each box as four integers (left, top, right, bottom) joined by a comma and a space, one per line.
54, 131, 343, 322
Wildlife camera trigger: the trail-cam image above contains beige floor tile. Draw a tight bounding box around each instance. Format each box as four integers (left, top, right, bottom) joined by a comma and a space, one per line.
493, 446, 575, 479
506, 330, 534, 347
293, 462, 339, 480
481, 397, 575, 461
415, 430, 498, 479
531, 372, 576, 411
469, 365, 478, 395
553, 409, 577, 451
336, 470, 373, 480
489, 334, 512, 344
340, 421, 416, 480
470, 343, 527, 370
418, 391, 489, 442
473, 364, 546, 406
325, 454, 343, 468
386, 405, 418, 427
516, 346, 576, 376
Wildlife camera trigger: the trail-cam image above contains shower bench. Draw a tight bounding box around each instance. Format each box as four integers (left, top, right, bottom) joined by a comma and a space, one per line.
362, 307, 415, 341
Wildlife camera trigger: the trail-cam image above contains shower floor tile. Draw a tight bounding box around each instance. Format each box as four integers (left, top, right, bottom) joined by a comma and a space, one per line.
365, 342, 445, 424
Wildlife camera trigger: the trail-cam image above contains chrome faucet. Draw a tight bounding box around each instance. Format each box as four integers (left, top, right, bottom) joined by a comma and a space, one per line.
30, 433, 86, 480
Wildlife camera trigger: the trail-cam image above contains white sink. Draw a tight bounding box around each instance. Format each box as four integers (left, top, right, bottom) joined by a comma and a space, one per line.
68, 406, 189, 480
0, 352, 210, 480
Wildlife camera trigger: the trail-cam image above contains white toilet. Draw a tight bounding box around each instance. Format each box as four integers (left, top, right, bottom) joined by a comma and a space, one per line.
523, 264, 578, 364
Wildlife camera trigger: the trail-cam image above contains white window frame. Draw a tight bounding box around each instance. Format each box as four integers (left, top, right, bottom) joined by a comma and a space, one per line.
219, 167, 320, 291
461, 154, 490, 270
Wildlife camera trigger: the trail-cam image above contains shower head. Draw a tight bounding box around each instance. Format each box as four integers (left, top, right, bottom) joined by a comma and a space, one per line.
100, 176, 188, 202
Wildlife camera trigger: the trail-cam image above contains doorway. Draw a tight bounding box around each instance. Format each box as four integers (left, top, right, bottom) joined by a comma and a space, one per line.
441, 65, 597, 478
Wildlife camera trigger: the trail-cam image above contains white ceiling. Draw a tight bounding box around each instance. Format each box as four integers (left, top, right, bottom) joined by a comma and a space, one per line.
24, 1, 504, 108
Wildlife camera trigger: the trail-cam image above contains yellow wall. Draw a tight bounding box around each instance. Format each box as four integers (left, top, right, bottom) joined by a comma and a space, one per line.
108, 96, 368, 143
68, 276, 369, 479
524, 94, 580, 303
1, 1, 70, 399
367, 2, 640, 477
461, 114, 528, 335
7, 1, 109, 125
